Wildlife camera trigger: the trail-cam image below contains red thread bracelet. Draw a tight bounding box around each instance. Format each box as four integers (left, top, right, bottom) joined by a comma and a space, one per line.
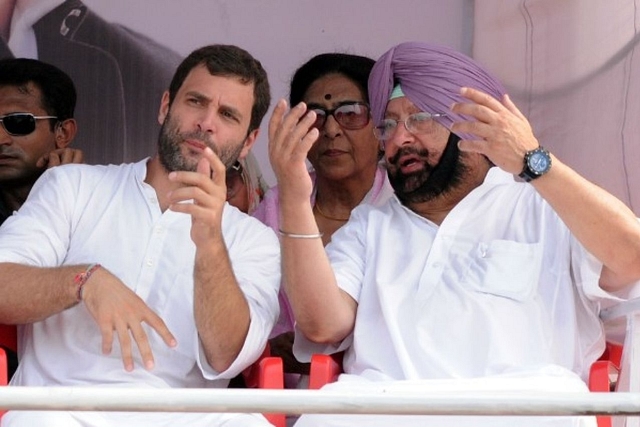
74, 263, 101, 302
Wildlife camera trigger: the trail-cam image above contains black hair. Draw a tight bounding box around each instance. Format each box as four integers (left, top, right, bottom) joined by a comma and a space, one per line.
289, 53, 375, 105
0, 58, 76, 129
168, 44, 270, 134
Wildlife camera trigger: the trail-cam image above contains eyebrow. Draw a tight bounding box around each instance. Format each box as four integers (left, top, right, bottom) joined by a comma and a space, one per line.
185, 90, 245, 119
186, 90, 209, 100
306, 100, 365, 109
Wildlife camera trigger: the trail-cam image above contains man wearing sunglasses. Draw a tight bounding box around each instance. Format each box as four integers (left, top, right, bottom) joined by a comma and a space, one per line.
270, 42, 640, 427
0, 57, 82, 227
0, 57, 82, 386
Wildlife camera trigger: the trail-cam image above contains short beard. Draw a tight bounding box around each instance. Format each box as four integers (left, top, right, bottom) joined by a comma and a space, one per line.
388, 133, 467, 204
157, 111, 244, 173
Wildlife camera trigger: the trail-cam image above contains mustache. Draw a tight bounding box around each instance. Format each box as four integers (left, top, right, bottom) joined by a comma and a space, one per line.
0, 147, 22, 157
388, 146, 430, 167
179, 130, 214, 147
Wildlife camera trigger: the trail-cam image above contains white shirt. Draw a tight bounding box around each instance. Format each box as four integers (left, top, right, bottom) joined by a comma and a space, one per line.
295, 167, 616, 383
0, 159, 281, 389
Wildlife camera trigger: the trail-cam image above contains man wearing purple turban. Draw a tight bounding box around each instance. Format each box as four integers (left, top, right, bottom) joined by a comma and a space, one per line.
267, 41, 640, 427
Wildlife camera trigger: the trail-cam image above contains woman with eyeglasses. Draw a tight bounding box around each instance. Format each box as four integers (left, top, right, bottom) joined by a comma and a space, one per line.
253, 53, 394, 386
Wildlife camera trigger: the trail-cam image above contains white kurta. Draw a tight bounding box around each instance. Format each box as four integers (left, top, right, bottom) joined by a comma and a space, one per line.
294, 168, 617, 427
0, 160, 280, 427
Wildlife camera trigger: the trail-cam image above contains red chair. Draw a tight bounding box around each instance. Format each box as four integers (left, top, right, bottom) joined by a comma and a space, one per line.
589, 342, 623, 427
0, 323, 18, 419
310, 346, 622, 427
0, 324, 285, 427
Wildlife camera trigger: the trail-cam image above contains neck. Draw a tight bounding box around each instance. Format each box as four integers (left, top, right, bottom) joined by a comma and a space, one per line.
313, 165, 378, 220
0, 0, 16, 43
145, 156, 183, 212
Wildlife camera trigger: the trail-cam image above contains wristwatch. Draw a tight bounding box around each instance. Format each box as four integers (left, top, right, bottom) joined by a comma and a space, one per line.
518, 146, 552, 182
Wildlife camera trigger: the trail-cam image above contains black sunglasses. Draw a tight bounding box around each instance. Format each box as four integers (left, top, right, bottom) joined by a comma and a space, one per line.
0, 113, 58, 136
309, 102, 370, 130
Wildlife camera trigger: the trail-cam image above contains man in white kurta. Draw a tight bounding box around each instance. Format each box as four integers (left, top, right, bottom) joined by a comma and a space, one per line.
0, 44, 279, 427
267, 41, 640, 427
293, 168, 610, 427
0, 160, 280, 426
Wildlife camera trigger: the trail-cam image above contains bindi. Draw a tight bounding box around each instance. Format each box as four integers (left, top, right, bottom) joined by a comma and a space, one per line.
324, 93, 332, 100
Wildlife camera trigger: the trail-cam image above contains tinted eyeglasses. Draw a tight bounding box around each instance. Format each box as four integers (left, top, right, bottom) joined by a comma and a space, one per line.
309, 102, 370, 130
373, 112, 444, 141
0, 113, 58, 136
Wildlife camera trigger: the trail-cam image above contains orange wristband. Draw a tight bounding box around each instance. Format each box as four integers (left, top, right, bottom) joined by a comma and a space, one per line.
74, 263, 101, 302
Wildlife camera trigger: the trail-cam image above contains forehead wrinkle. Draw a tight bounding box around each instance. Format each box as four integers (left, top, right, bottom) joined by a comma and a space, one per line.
183, 89, 244, 119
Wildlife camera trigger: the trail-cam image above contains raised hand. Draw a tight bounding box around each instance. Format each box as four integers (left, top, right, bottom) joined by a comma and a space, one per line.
166, 147, 227, 246
268, 99, 319, 200
450, 87, 540, 175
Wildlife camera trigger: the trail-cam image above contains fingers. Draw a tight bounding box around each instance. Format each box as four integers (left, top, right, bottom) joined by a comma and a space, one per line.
129, 324, 154, 370
269, 100, 319, 158
144, 312, 177, 350
37, 148, 84, 169
268, 99, 289, 145
458, 87, 505, 113
201, 147, 226, 186
115, 323, 135, 372
502, 94, 527, 121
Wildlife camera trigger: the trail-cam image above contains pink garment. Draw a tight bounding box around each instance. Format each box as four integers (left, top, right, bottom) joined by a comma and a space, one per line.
253, 164, 393, 338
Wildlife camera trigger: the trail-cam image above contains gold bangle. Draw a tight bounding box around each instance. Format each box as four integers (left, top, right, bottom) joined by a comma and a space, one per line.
278, 228, 324, 239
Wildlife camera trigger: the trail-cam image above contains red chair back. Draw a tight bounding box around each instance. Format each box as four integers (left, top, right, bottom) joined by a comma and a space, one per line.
0, 324, 17, 353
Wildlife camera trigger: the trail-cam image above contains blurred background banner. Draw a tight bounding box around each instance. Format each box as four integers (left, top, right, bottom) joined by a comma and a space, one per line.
6, 0, 638, 212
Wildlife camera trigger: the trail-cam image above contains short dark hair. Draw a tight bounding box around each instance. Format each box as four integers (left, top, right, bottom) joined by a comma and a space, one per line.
290, 53, 375, 106
168, 44, 271, 134
0, 58, 76, 130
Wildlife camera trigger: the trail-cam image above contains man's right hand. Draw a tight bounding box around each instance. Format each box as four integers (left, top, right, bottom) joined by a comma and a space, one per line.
80, 266, 177, 372
36, 147, 84, 168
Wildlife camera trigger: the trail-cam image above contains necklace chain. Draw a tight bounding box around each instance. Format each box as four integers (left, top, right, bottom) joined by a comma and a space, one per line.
314, 202, 350, 222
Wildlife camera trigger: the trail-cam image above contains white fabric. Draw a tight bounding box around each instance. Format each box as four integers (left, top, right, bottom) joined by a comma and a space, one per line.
0, 160, 280, 427
7, 0, 63, 58
295, 366, 595, 427
294, 167, 618, 427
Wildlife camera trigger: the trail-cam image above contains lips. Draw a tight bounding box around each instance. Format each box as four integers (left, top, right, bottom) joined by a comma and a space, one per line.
184, 139, 206, 153
397, 154, 425, 174
0, 153, 18, 161
323, 149, 348, 157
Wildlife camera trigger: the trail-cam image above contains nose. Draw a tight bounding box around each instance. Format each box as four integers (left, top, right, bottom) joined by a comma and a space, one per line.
385, 120, 414, 149
196, 108, 218, 134
0, 123, 12, 145
321, 114, 342, 139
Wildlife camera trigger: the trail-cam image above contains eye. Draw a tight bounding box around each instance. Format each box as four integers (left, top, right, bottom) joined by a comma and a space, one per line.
411, 112, 432, 123
380, 119, 397, 130
220, 109, 239, 123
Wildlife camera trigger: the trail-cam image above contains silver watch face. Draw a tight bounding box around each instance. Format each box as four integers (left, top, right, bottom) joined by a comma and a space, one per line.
528, 150, 550, 174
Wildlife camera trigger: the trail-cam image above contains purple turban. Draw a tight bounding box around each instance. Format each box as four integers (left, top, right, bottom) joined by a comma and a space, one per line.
368, 41, 507, 140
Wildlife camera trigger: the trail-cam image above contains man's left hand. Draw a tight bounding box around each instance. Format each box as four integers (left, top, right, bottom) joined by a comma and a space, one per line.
450, 87, 540, 174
